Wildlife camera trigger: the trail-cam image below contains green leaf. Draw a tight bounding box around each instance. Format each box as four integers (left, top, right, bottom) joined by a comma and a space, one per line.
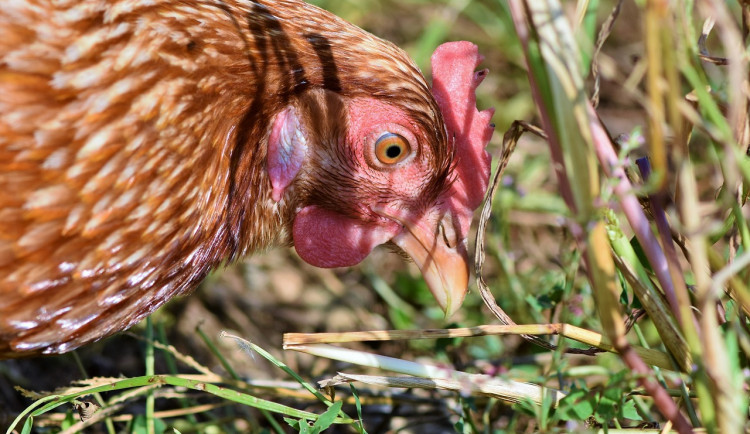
62, 409, 77, 430
513, 397, 539, 418
555, 388, 595, 421
131, 415, 147, 434
284, 417, 301, 431
454, 418, 466, 434
299, 419, 310, 434
311, 401, 343, 433
21, 417, 33, 434
524, 294, 544, 313
620, 400, 644, 421
630, 236, 652, 273
595, 387, 620, 423
536, 293, 556, 310
349, 384, 367, 434
129, 415, 166, 434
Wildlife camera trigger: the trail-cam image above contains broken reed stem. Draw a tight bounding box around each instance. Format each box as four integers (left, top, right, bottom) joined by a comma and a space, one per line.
322, 373, 565, 407
284, 324, 674, 371
287, 344, 566, 407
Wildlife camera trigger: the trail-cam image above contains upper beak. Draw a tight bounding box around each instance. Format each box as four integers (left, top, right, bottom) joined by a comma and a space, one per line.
390, 212, 469, 317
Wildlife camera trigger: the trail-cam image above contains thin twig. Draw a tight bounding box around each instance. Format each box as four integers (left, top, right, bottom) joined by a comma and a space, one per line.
698, 18, 729, 65
473, 121, 604, 356
591, 0, 624, 108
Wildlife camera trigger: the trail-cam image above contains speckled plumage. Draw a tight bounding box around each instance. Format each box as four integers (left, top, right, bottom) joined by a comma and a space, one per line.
0, 0, 489, 357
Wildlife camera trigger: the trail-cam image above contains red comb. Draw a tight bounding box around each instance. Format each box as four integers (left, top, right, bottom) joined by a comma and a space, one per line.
430, 41, 494, 238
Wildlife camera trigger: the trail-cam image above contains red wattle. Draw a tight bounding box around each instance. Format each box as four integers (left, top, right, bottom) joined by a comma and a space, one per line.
292, 205, 401, 268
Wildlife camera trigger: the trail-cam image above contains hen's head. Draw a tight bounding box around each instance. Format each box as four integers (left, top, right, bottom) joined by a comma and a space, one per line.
268, 42, 494, 316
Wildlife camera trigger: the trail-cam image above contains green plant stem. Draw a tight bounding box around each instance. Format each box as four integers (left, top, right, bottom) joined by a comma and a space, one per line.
6, 375, 353, 434
196, 326, 284, 434
157, 322, 199, 424
71, 352, 117, 434
145, 317, 155, 434
221, 332, 363, 433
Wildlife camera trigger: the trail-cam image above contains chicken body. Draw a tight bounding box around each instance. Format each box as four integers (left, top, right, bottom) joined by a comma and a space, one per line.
0, 0, 493, 357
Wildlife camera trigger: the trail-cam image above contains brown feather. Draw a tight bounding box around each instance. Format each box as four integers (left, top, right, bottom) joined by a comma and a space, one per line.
0, 0, 449, 357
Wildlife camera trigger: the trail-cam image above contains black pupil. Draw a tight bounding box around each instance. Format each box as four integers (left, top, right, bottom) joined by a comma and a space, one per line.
385, 145, 401, 159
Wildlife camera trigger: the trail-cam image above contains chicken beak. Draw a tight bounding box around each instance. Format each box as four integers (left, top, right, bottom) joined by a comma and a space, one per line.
391, 212, 469, 317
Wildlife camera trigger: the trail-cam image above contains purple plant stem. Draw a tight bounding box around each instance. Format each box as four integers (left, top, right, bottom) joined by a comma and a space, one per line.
635, 158, 689, 329
588, 117, 682, 330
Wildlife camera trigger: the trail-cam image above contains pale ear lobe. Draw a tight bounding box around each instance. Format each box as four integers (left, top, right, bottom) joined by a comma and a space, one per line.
267, 106, 308, 202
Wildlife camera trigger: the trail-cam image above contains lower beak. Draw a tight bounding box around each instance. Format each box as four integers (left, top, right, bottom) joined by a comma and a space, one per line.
391, 213, 469, 317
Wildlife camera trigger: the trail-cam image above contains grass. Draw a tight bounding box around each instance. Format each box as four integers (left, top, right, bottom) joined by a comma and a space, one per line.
2, 0, 750, 432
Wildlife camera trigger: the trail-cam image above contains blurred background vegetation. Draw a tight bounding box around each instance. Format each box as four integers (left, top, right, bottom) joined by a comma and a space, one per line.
3, 0, 750, 432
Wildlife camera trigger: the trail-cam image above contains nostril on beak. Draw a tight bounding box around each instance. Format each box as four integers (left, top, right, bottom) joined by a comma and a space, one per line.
439, 213, 458, 249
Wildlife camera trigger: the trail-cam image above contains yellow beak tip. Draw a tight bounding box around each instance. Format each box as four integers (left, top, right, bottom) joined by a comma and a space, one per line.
438, 289, 466, 319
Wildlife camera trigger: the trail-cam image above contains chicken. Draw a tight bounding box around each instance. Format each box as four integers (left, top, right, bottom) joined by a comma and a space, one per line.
0, 0, 493, 357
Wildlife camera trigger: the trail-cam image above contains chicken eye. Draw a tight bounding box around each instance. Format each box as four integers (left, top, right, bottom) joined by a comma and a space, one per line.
374, 133, 410, 165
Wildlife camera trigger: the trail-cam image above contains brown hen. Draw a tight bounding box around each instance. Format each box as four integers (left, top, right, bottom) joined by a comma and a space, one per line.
0, 0, 494, 357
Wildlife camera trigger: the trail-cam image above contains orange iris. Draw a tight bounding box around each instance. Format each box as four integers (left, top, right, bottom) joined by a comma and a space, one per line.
375, 133, 410, 165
